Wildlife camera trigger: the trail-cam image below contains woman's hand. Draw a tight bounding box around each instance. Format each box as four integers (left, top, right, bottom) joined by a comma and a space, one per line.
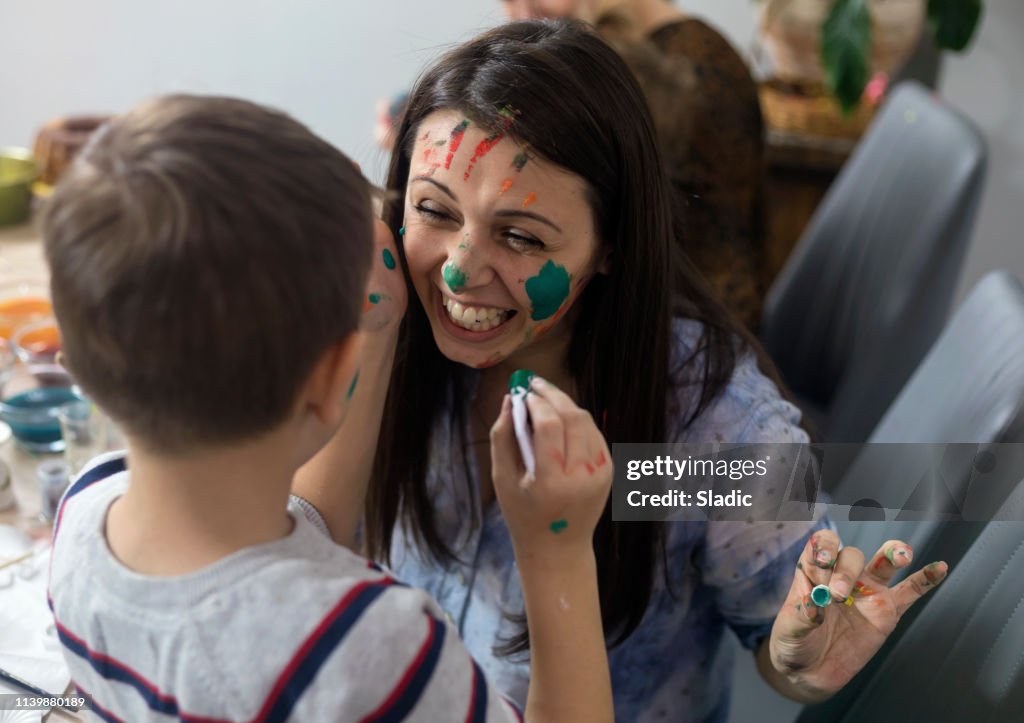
489, 376, 612, 559
360, 218, 407, 335
768, 530, 948, 697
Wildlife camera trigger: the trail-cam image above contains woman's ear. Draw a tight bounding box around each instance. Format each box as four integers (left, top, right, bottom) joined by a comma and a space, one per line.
598, 245, 613, 275
304, 331, 364, 428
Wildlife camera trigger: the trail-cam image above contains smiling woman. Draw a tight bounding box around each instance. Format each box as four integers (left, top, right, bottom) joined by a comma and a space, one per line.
363, 19, 944, 723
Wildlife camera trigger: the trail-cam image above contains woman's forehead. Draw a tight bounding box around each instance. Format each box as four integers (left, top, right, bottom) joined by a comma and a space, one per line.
409, 110, 588, 197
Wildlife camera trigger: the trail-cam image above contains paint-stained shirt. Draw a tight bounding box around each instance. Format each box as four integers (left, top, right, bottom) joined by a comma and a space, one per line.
389, 318, 833, 722
48, 452, 524, 722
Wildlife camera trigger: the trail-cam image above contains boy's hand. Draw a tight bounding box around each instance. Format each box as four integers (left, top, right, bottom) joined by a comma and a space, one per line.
490, 377, 612, 559
360, 218, 407, 334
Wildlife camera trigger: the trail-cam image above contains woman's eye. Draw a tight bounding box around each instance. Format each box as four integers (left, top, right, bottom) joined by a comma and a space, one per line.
506, 232, 544, 252
414, 202, 453, 222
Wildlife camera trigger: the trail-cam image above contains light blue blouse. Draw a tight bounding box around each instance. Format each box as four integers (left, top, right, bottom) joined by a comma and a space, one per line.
389, 319, 831, 722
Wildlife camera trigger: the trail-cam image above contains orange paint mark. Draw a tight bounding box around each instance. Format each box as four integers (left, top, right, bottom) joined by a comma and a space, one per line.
521, 192, 537, 209
596, 451, 607, 467
363, 296, 374, 313
499, 179, 514, 197
585, 462, 595, 475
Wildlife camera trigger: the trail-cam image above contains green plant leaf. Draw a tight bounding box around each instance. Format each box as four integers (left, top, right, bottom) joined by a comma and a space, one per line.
822, 0, 872, 114
928, 0, 983, 51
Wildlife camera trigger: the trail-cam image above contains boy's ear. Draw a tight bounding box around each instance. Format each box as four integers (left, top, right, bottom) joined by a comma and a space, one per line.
304, 331, 364, 427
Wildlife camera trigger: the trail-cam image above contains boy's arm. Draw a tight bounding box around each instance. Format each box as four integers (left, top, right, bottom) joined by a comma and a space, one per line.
292, 219, 405, 549
292, 330, 397, 548
490, 379, 615, 722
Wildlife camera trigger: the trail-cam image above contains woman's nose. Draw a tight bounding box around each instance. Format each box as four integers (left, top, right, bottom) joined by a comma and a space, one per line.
443, 237, 495, 294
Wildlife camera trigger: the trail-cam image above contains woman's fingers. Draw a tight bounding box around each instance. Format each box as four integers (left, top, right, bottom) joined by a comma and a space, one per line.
490, 394, 524, 484
828, 545, 865, 602
526, 387, 566, 479
796, 529, 841, 587
529, 377, 590, 473
863, 540, 914, 586
890, 561, 949, 616
529, 377, 606, 475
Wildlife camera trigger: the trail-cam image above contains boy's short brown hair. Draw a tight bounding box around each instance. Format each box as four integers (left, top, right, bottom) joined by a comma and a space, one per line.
43, 94, 373, 452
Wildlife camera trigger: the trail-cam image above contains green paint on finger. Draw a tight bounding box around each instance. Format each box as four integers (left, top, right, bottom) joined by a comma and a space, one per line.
443, 262, 468, 293
550, 519, 568, 534
525, 260, 570, 321
382, 249, 396, 270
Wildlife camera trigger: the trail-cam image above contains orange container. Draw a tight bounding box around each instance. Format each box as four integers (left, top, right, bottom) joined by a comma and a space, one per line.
0, 296, 52, 340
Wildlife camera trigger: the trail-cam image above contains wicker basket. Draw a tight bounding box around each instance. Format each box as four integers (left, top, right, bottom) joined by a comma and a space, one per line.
759, 80, 878, 141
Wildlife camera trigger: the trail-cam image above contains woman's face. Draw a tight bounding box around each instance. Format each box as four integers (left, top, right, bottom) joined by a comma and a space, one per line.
499, 0, 591, 21
402, 110, 606, 370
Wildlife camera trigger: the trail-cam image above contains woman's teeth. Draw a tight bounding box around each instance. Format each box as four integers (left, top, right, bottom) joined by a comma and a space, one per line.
444, 297, 512, 331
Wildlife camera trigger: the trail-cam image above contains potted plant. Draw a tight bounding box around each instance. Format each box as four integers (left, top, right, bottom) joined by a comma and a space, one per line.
759, 0, 984, 112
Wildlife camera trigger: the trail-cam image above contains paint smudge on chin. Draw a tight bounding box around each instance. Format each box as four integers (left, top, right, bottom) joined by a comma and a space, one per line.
524, 260, 571, 321
550, 519, 568, 534
443, 262, 468, 294
346, 370, 360, 400
444, 120, 470, 170
474, 351, 505, 369
521, 192, 537, 209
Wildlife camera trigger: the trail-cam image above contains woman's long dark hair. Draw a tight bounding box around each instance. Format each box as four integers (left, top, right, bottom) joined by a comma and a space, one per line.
367, 19, 745, 652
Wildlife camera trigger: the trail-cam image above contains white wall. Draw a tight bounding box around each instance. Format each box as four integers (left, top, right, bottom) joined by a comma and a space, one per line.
3, 1, 1020, 294
936, 0, 1024, 301
1, 0, 504, 182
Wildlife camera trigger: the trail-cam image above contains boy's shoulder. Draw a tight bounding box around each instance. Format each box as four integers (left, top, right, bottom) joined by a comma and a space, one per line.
48, 453, 498, 721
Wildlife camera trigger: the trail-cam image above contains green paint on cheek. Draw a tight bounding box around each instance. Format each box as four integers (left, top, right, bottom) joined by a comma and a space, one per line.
368, 293, 381, 304
550, 519, 568, 534
346, 370, 360, 400
382, 249, 396, 270
443, 262, 468, 293
525, 260, 571, 320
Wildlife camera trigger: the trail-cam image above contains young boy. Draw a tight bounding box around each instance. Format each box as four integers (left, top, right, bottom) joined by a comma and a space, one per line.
44, 95, 613, 721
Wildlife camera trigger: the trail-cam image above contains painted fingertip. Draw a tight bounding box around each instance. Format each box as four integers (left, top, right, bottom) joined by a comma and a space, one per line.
923, 561, 948, 587
885, 545, 913, 566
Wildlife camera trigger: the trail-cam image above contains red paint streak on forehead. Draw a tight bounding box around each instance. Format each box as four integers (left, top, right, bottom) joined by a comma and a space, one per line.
444, 120, 470, 170
463, 131, 505, 182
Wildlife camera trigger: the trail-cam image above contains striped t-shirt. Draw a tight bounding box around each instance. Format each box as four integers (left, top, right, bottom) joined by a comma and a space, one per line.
48, 451, 523, 722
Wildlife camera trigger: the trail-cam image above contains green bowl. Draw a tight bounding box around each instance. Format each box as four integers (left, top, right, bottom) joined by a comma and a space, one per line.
0, 148, 38, 227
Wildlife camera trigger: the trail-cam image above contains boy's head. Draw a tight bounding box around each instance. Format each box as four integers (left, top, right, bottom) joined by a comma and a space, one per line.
43, 94, 373, 453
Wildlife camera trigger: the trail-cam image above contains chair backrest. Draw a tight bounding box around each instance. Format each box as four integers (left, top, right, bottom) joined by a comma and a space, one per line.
836, 270, 1024, 549
798, 271, 1024, 723
761, 81, 987, 442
